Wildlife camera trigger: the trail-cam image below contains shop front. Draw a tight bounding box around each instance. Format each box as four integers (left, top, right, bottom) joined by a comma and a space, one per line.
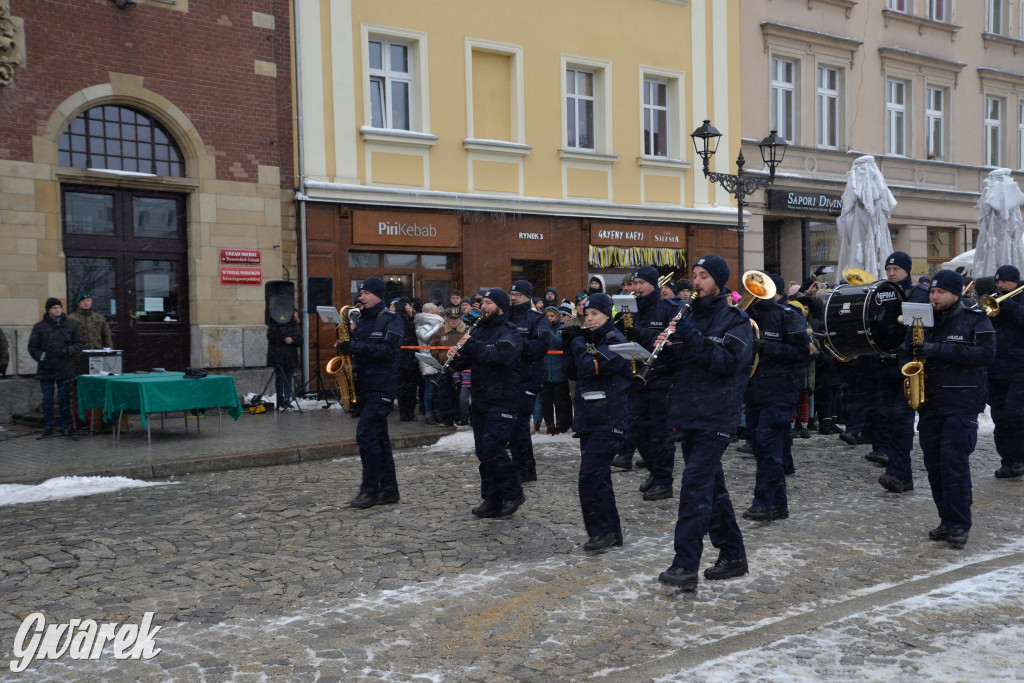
763, 188, 844, 285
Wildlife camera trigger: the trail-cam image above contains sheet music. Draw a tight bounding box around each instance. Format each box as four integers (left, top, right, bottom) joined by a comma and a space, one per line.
316, 306, 344, 325
901, 302, 934, 327
612, 295, 638, 314
609, 342, 652, 361
415, 352, 444, 371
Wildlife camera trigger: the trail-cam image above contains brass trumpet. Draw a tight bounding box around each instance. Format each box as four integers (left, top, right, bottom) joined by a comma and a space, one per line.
736, 270, 778, 377
658, 271, 676, 288
325, 305, 361, 412
978, 285, 1024, 317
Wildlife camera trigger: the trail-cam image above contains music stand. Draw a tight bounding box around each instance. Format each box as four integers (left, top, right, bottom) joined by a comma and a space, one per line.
295, 306, 342, 406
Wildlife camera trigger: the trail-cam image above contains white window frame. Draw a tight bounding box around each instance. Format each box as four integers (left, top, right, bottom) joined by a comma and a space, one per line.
984, 96, 1003, 167
1018, 101, 1024, 170
928, 0, 947, 22
925, 86, 946, 160
566, 68, 596, 151
886, 79, 908, 157
560, 55, 612, 155
771, 57, 796, 144
817, 65, 840, 150
986, 0, 1004, 34
889, 0, 908, 12
368, 39, 412, 131
360, 24, 430, 138
642, 77, 670, 158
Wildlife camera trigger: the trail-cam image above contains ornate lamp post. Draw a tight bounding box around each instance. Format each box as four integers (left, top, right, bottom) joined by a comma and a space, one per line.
690, 120, 788, 278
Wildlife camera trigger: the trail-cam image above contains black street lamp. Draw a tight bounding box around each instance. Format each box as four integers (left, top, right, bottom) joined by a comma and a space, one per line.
690, 119, 788, 279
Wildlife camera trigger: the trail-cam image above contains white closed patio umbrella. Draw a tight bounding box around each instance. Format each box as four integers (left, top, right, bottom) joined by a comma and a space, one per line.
836, 155, 896, 280
973, 168, 1024, 278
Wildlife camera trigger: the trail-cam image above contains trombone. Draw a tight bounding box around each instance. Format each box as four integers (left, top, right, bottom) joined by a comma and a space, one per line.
842, 267, 877, 285
978, 285, 1024, 317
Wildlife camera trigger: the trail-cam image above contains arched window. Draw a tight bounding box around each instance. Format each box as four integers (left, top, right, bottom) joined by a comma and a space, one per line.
58, 105, 185, 177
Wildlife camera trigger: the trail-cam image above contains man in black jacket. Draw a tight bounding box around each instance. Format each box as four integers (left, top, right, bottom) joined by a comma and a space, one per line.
28, 297, 85, 437
266, 309, 303, 411
336, 278, 405, 509
449, 287, 525, 518
899, 269, 994, 548
988, 264, 1024, 478
507, 280, 552, 482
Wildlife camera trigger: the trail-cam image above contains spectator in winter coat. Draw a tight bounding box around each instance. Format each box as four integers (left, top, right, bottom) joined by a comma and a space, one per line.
415, 303, 445, 423
431, 307, 467, 427
28, 298, 85, 437
541, 306, 572, 434
543, 286, 559, 308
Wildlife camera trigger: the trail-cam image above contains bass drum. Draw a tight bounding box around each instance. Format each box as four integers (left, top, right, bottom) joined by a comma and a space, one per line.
822, 281, 906, 360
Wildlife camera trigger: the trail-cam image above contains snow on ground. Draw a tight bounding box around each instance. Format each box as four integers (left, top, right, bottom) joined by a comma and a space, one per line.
0, 476, 177, 506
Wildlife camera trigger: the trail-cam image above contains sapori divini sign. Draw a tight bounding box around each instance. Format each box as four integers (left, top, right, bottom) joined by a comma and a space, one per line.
767, 189, 843, 215
589, 223, 686, 247
352, 210, 460, 248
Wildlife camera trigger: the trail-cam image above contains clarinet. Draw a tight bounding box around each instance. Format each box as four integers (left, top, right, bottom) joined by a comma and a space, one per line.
633, 299, 693, 385
430, 318, 481, 387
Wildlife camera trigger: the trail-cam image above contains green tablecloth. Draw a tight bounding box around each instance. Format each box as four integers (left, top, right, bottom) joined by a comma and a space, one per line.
77, 372, 243, 428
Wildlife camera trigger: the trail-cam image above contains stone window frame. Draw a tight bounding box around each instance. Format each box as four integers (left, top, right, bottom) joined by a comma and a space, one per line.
977, 67, 1024, 169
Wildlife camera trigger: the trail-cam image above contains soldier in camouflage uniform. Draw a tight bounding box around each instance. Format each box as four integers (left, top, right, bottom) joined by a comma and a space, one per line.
68, 292, 113, 428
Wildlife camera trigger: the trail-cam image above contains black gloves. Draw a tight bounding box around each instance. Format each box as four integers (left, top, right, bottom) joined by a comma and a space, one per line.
336, 340, 352, 355
624, 326, 643, 343
913, 342, 934, 358
561, 325, 584, 341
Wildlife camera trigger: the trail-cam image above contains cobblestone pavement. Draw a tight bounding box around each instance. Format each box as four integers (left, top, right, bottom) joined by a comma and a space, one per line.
2, 426, 1023, 681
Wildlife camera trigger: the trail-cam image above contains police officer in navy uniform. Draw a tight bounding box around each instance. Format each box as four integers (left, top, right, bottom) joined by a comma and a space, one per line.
337, 277, 406, 509
563, 293, 633, 552
875, 251, 932, 493
658, 255, 752, 592
898, 269, 995, 548
742, 273, 809, 522
507, 280, 553, 482
989, 264, 1024, 478
619, 265, 680, 500
448, 287, 526, 518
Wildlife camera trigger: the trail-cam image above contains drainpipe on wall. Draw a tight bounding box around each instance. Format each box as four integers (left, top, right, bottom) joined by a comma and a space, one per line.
292, 0, 310, 386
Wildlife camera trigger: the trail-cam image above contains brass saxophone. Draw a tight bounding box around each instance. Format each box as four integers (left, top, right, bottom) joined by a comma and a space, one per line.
901, 316, 926, 410
325, 305, 360, 412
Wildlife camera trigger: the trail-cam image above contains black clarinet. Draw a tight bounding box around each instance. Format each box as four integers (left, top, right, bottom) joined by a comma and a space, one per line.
633, 300, 693, 385
430, 318, 481, 387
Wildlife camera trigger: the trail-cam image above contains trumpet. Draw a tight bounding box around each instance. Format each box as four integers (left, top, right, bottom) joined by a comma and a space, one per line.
658, 271, 676, 288
735, 270, 778, 377
978, 285, 1024, 317
325, 305, 361, 412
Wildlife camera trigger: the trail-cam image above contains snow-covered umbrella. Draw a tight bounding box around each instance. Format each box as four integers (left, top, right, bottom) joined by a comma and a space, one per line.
973, 168, 1024, 278
836, 155, 896, 280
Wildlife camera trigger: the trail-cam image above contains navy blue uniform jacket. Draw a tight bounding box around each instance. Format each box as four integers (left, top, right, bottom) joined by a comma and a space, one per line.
454, 312, 522, 414
745, 299, 810, 405
989, 291, 1024, 378
627, 289, 680, 382
667, 292, 754, 433
898, 300, 995, 416
509, 303, 552, 394
562, 319, 632, 434
349, 301, 404, 397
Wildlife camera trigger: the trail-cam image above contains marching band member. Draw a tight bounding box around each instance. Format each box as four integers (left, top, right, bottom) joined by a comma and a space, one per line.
875, 251, 932, 493
616, 265, 680, 500
337, 278, 405, 509
989, 265, 1024, 478
563, 293, 632, 551
658, 255, 753, 591
448, 288, 526, 519
898, 269, 994, 548
507, 280, 553, 483
741, 273, 809, 522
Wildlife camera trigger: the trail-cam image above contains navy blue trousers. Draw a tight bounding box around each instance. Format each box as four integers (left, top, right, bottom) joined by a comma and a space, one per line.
745, 403, 790, 510
671, 430, 745, 571
629, 379, 674, 486
472, 409, 521, 505
355, 393, 398, 495
509, 390, 538, 478
989, 377, 1024, 468
578, 431, 623, 538
874, 368, 916, 481
40, 378, 72, 431
918, 413, 977, 532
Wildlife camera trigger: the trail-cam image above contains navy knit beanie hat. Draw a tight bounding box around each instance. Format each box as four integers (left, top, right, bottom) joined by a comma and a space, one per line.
631, 265, 660, 287
694, 255, 730, 289
359, 277, 386, 300
930, 269, 963, 296
480, 287, 510, 313
510, 280, 533, 298
885, 251, 913, 275
584, 292, 614, 318
995, 264, 1021, 283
